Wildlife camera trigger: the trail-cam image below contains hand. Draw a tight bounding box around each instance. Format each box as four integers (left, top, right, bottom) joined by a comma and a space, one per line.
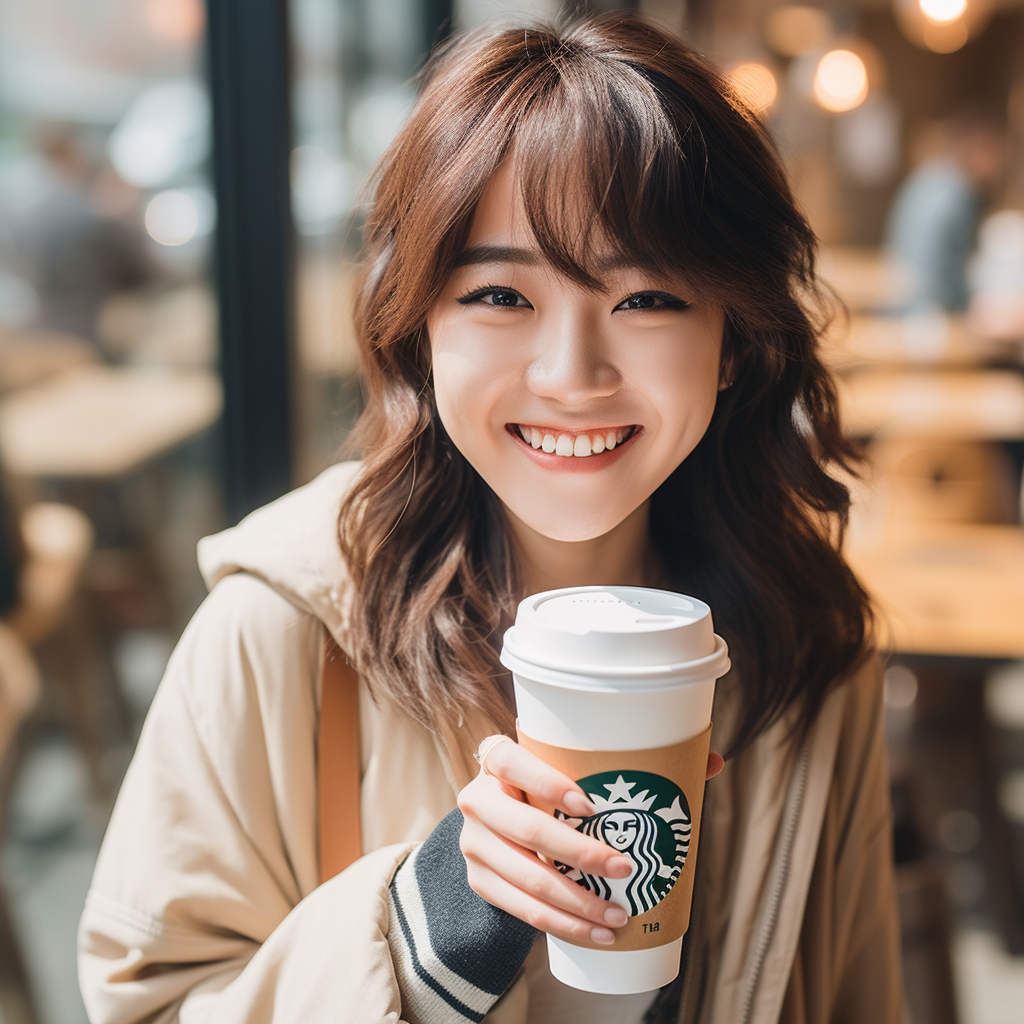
457, 736, 724, 947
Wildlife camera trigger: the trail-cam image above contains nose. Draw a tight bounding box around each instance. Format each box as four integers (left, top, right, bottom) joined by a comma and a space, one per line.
526, 308, 621, 405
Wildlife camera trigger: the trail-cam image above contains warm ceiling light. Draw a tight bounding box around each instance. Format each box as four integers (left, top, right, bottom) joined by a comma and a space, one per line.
922, 19, 970, 50
896, 0, 991, 53
764, 6, 831, 57
813, 49, 869, 113
919, 0, 968, 25
728, 63, 779, 114
145, 0, 205, 42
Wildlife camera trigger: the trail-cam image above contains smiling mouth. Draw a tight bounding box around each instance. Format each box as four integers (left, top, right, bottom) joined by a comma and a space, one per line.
510, 424, 638, 458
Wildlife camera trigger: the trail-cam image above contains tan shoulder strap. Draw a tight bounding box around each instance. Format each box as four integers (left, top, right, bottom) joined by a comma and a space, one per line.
317, 634, 362, 884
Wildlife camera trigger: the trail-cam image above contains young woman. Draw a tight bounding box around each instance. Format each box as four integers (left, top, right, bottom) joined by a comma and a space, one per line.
79, 14, 903, 1024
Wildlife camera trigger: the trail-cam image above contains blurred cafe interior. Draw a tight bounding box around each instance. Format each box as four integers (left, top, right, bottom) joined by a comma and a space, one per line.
0, 0, 1024, 1021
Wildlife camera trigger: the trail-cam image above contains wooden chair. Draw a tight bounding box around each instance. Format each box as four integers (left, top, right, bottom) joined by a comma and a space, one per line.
0, 624, 41, 1024
10, 503, 94, 648
0, 501, 94, 1024
8, 503, 117, 807
897, 858, 961, 1024
867, 438, 1016, 526
861, 441, 1016, 1016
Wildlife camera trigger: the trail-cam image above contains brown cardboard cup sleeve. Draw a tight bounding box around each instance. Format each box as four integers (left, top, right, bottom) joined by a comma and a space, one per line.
517, 723, 712, 951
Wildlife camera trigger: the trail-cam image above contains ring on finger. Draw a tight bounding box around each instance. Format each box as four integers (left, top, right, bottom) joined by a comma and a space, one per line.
473, 734, 514, 777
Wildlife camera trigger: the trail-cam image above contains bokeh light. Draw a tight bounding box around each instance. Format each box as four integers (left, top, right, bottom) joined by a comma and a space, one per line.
145, 0, 206, 42
764, 5, 832, 57
290, 146, 356, 234
812, 49, 869, 113
922, 19, 970, 51
108, 81, 209, 188
896, 0, 990, 53
728, 63, 779, 114
145, 188, 215, 246
919, 0, 968, 25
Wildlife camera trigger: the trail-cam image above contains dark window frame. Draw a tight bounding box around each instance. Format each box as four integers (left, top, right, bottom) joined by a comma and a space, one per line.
206, 0, 296, 522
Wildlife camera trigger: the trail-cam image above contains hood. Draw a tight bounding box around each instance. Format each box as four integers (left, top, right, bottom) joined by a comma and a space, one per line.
197, 462, 362, 650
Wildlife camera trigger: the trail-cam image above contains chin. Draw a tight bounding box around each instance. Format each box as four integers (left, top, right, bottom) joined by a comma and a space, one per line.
511, 507, 629, 544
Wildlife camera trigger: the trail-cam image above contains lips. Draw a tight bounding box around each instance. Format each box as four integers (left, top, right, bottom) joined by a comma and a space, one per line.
512, 424, 638, 458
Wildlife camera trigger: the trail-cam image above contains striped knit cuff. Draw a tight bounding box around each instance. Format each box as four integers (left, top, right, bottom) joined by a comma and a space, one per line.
388, 809, 537, 1024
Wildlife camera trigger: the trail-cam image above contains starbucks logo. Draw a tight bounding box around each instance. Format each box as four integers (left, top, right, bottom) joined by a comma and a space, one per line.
555, 770, 692, 917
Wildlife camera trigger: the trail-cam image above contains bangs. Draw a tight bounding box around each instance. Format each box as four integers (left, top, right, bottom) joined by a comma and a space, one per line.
507, 54, 714, 292
363, 17, 812, 355
347, 14, 868, 761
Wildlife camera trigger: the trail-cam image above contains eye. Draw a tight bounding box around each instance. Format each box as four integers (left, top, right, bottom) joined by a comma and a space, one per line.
456, 286, 533, 308
614, 291, 691, 312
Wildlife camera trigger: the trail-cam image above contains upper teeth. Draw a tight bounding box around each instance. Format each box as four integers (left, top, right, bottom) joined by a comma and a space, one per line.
518, 426, 630, 457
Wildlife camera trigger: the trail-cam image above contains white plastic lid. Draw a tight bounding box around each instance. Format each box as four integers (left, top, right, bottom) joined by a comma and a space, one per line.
500, 586, 730, 689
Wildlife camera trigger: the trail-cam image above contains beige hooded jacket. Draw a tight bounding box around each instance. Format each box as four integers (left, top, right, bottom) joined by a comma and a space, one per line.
78, 463, 904, 1024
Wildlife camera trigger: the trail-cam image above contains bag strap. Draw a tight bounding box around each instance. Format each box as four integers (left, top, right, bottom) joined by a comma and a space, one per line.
317, 634, 362, 884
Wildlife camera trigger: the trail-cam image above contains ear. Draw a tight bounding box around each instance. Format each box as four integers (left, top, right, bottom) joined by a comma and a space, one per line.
717, 352, 738, 392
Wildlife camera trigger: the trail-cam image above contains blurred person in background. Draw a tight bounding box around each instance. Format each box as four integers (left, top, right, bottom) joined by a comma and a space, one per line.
3, 123, 152, 351
0, 481, 22, 619
885, 110, 1007, 314
969, 209, 1024, 341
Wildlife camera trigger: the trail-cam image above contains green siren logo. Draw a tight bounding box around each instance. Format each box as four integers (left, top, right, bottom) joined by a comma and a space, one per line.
555, 770, 691, 917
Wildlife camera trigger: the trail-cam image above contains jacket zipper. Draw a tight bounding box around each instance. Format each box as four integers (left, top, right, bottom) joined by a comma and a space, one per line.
738, 741, 811, 1024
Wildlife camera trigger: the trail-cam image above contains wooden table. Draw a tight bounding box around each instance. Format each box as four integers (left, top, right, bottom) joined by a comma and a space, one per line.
0, 365, 222, 479
0, 328, 98, 393
845, 522, 1024, 659
819, 245, 906, 312
818, 245, 1024, 370
839, 368, 1024, 440
822, 313, 1021, 373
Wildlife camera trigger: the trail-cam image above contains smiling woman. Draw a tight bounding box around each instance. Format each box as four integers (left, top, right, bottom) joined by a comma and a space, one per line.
340, 14, 871, 758
428, 160, 724, 546
78, 13, 901, 1024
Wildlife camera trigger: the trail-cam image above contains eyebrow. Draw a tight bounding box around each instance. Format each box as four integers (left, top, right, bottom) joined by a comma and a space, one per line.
453, 244, 644, 275
453, 245, 540, 268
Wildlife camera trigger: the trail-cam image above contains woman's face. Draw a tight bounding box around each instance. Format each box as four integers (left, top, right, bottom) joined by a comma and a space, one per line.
602, 812, 640, 851
428, 162, 725, 543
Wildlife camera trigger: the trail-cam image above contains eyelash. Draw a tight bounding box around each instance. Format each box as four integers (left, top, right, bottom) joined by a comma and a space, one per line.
456, 285, 530, 307
455, 286, 692, 311
616, 291, 692, 312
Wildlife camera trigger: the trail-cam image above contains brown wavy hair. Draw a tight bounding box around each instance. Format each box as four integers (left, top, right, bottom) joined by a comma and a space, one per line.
338, 12, 872, 755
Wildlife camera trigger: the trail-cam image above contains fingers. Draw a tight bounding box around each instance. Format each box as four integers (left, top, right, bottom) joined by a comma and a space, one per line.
458, 738, 727, 945
460, 814, 628, 941
706, 750, 725, 780
466, 862, 619, 945
478, 736, 595, 817
459, 772, 631, 880
470, 868, 621, 945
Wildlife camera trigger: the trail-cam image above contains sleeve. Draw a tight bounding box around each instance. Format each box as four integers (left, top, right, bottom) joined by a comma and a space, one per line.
387, 810, 537, 1024
77, 572, 415, 1024
795, 657, 906, 1024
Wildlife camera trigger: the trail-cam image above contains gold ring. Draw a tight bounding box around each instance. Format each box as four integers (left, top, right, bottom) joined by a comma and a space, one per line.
473, 734, 513, 776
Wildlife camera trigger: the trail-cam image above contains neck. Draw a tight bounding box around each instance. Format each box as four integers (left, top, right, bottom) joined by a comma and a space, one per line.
505, 501, 656, 597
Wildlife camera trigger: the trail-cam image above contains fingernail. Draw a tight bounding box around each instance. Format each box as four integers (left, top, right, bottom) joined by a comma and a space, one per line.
562, 790, 595, 816
591, 927, 616, 945
604, 906, 628, 927
608, 856, 633, 878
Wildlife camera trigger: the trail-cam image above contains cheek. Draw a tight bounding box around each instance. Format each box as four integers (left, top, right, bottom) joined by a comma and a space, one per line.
430, 333, 518, 453
429, 348, 468, 431
640, 341, 722, 443
430, 324, 480, 429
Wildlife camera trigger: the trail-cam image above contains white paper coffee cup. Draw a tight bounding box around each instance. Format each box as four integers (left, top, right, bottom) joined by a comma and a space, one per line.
500, 586, 730, 995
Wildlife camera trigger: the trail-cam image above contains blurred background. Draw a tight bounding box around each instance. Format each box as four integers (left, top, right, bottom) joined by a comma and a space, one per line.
0, 1, 1022, 1022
